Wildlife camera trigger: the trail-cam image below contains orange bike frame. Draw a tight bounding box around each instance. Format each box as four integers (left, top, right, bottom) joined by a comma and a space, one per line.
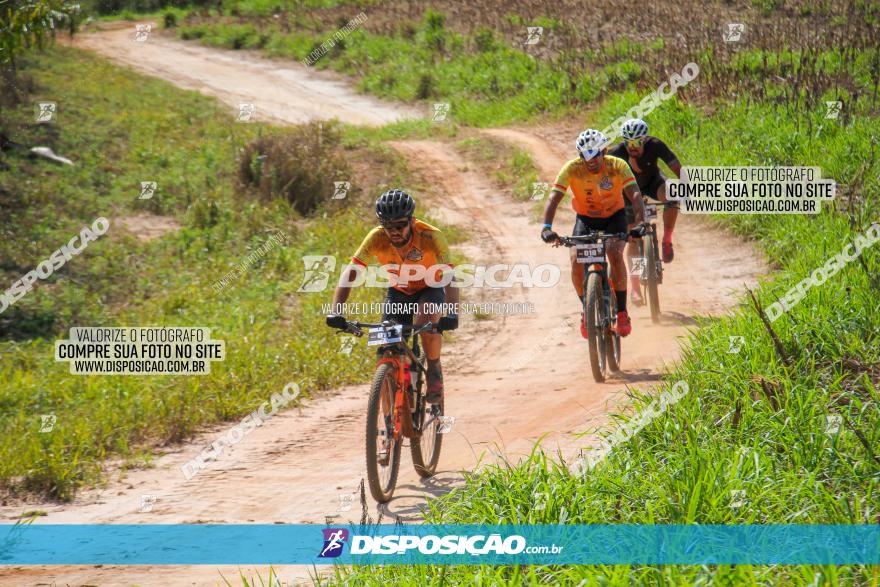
377, 353, 416, 439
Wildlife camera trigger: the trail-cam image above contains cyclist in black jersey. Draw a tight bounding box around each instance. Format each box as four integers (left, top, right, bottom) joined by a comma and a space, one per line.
608, 119, 682, 306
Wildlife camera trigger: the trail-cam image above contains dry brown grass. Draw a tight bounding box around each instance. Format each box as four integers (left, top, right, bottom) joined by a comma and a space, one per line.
298, 0, 879, 110
237, 121, 354, 215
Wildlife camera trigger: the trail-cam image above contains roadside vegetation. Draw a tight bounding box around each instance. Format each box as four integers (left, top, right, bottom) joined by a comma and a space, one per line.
336, 99, 880, 585
0, 46, 440, 499
3, 1, 879, 585
158, 0, 879, 129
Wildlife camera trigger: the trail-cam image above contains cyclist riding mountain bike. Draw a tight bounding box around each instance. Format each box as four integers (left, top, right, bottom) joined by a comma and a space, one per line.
607, 119, 683, 305
541, 129, 647, 338
326, 189, 459, 404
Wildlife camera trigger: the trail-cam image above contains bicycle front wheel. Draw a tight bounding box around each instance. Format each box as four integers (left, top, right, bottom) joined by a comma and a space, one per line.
585, 271, 608, 382
411, 399, 443, 478
365, 362, 402, 503
644, 234, 661, 323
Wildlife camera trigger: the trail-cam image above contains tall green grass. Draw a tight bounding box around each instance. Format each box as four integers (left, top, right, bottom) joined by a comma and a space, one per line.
332, 59, 880, 587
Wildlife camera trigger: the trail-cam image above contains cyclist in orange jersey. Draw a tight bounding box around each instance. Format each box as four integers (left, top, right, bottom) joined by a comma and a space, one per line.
327, 189, 459, 404
541, 129, 647, 337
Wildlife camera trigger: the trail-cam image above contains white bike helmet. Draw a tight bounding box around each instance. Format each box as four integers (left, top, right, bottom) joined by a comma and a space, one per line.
620, 118, 649, 141
575, 129, 608, 160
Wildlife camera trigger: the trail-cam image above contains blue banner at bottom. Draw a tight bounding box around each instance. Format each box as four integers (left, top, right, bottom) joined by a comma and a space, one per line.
1, 524, 877, 565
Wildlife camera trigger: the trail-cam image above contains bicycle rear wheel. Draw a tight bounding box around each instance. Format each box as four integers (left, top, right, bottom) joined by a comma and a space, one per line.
365, 362, 402, 503
606, 285, 622, 372
585, 271, 607, 382
644, 233, 661, 323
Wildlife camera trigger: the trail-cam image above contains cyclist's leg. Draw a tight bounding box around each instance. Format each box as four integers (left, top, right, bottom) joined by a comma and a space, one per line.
571, 215, 588, 300
412, 286, 445, 402
594, 208, 632, 335
602, 209, 629, 311
651, 174, 678, 261
623, 197, 642, 296
379, 288, 416, 413
413, 286, 444, 360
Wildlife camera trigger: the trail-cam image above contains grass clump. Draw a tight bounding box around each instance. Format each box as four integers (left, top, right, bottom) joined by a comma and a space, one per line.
238, 122, 353, 216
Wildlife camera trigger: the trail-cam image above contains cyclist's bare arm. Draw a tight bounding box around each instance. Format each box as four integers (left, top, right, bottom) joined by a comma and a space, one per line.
668, 159, 682, 178
331, 265, 360, 307
542, 188, 565, 226
624, 184, 647, 225
444, 277, 460, 308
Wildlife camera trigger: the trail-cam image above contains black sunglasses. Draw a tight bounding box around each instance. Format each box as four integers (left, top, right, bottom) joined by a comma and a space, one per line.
381, 220, 410, 231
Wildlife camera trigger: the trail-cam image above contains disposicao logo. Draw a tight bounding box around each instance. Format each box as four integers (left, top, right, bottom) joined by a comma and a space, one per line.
349, 534, 528, 555
318, 528, 349, 558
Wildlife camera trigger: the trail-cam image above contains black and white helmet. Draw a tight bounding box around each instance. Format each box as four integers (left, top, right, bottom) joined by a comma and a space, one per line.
620, 118, 649, 141
375, 188, 415, 221
575, 129, 608, 160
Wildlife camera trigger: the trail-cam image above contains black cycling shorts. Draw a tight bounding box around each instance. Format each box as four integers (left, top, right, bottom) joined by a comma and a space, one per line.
624, 173, 678, 224
381, 286, 445, 326
376, 286, 445, 354
574, 207, 628, 237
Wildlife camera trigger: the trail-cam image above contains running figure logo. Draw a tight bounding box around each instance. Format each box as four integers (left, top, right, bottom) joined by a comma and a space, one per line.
297, 255, 336, 292
825, 101, 842, 119
432, 103, 450, 122
139, 181, 157, 200
134, 24, 152, 42
39, 414, 57, 433
318, 528, 349, 558
530, 182, 549, 201
332, 181, 350, 200
724, 23, 744, 42
35, 102, 56, 123
630, 257, 646, 276
237, 103, 256, 122
524, 26, 543, 45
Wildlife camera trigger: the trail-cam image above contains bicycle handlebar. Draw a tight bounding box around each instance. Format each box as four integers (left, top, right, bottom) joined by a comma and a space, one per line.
328, 318, 440, 337
554, 227, 642, 247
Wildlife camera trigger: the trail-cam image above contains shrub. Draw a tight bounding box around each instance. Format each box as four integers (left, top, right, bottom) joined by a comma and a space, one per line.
474, 27, 495, 53
416, 73, 434, 99
237, 122, 352, 216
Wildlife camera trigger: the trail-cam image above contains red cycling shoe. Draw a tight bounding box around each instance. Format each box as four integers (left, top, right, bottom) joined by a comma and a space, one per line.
615, 311, 632, 337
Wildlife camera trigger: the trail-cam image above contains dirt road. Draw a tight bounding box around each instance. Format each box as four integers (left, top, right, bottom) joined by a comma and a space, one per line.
69, 22, 421, 126
1, 25, 765, 587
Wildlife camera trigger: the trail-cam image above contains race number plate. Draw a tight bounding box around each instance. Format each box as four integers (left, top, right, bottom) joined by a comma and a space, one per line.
645, 204, 658, 221
575, 242, 605, 264
367, 325, 403, 346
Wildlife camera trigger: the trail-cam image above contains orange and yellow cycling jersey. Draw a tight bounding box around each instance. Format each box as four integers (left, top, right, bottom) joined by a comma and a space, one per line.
352, 219, 452, 295
552, 155, 637, 218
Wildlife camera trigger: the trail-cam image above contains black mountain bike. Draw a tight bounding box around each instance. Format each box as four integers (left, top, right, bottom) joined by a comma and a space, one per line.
556, 230, 632, 383
633, 200, 666, 323
327, 317, 449, 503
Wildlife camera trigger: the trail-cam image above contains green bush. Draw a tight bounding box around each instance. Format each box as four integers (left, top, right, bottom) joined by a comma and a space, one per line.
237, 122, 353, 215
473, 27, 496, 53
